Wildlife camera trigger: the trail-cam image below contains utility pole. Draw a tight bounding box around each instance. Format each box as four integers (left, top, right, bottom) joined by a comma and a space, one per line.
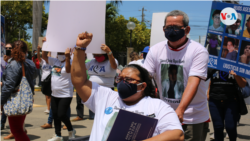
199, 36, 201, 43
139, 6, 147, 23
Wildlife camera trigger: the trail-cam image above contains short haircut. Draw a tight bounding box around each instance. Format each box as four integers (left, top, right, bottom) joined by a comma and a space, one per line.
245, 43, 250, 48
164, 10, 189, 27
212, 10, 221, 18
247, 17, 250, 22
33, 50, 37, 53
227, 38, 235, 46
168, 65, 178, 74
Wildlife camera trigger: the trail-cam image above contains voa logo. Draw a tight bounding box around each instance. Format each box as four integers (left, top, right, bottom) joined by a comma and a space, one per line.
220, 7, 238, 25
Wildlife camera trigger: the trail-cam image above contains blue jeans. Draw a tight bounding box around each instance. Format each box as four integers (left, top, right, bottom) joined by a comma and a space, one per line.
1, 109, 7, 124
209, 98, 238, 141
48, 105, 71, 125
33, 69, 41, 86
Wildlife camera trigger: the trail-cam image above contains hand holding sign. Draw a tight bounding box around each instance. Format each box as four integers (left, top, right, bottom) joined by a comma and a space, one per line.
76, 32, 93, 48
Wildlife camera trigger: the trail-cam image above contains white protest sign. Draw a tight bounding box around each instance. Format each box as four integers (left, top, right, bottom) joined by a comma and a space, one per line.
150, 12, 168, 47
42, 1, 106, 54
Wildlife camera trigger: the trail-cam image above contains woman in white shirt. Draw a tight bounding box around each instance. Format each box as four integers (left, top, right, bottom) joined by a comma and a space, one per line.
71, 32, 184, 141
42, 47, 76, 141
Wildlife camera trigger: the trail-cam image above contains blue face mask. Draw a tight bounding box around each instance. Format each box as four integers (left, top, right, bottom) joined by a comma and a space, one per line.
117, 81, 143, 99
164, 28, 185, 42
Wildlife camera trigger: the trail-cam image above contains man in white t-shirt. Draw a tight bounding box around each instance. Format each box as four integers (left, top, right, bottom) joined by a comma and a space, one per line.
144, 10, 209, 141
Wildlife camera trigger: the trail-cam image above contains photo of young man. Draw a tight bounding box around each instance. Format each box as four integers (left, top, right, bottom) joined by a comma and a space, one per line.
209, 9, 224, 32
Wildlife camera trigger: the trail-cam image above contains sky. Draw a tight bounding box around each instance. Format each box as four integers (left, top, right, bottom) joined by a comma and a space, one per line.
28, 0, 250, 45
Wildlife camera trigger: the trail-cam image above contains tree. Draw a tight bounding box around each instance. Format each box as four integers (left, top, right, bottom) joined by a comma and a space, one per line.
1, 1, 48, 47
105, 6, 151, 53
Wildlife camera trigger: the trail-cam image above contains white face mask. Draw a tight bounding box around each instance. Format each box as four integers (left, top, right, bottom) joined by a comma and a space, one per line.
57, 55, 66, 61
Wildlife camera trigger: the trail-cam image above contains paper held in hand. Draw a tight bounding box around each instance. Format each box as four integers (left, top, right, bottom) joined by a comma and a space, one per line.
42, 1, 106, 54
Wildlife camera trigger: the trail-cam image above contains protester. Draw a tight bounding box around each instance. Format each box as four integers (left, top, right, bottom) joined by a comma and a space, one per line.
37, 45, 52, 114
71, 53, 92, 121
71, 32, 184, 141
1, 40, 37, 141
42, 45, 76, 140
1, 43, 15, 140
81, 43, 118, 119
143, 10, 209, 140
128, 51, 140, 65
243, 17, 250, 38
226, 13, 242, 35
209, 10, 224, 32
206, 68, 246, 141
239, 43, 250, 65
225, 38, 238, 61
32, 50, 41, 87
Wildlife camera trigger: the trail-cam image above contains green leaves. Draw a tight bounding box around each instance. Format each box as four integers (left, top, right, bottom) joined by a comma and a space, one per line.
105, 3, 150, 52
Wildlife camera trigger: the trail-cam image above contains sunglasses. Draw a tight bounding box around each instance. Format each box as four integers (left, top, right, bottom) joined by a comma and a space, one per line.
163, 25, 185, 32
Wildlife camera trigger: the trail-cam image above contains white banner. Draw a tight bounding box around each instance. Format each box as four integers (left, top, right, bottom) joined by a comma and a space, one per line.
150, 12, 168, 47
42, 1, 106, 54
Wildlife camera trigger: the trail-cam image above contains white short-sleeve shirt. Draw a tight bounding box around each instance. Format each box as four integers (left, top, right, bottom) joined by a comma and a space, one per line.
48, 57, 73, 98
85, 59, 118, 88
40, 59, 52, 81
83, 82, 183, 141
143, 39, 209, 124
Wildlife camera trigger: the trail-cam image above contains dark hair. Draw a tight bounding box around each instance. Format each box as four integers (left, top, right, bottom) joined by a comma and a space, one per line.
11, 40, 27, 63
124, 64, 156, 98
227, 38, 235, 46
33, 50, 37, 53
129, 52, 139, 61
168, 65, 178, 74
212, 10, 221, 18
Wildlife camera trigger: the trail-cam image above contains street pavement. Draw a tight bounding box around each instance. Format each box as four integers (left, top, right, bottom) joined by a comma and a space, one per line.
1, 91, 250, 141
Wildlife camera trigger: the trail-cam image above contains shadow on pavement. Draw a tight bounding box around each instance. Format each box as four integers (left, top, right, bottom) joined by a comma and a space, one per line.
25, 124, 34, 127
28, 134, 40, 140
72, 125, 87, 129
237, 134, 250, 140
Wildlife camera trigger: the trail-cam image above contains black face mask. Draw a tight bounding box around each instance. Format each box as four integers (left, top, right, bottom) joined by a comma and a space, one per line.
164, 28, 186, 42
6, 50, 11, 56
117, 81, 142, 99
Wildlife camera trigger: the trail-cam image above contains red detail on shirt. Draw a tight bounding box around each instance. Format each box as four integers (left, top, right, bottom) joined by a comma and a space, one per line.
32, 57, 40, 69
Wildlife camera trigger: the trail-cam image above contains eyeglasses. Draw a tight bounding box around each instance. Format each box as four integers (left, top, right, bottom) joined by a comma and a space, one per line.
115, 76, 141, 84
163, 25, 185, 32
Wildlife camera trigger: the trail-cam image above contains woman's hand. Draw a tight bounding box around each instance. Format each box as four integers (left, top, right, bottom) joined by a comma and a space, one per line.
65, 48, 71, 57
101, 44, 112, 54
76, 32, 93, 48
229, 70, 237, 76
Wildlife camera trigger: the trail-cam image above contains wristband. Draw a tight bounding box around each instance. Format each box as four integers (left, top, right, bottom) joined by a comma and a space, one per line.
75, 45, 86, 51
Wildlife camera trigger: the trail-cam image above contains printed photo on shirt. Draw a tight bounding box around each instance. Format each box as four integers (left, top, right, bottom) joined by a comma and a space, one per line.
220, 36, 239, 61
208, 9, 224, 33
52, 66, 63, 76
161, 64, 184, 99
225, 13, 244, 36
238, 40, 250, 65
205, 33, 222, 56
243, 14, 250, 38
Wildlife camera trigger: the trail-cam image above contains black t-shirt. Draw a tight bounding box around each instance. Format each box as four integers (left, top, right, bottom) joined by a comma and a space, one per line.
207, 68, 238, 100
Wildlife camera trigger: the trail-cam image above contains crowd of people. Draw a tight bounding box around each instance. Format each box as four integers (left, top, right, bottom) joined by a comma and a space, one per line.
1, 10, 250, 141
